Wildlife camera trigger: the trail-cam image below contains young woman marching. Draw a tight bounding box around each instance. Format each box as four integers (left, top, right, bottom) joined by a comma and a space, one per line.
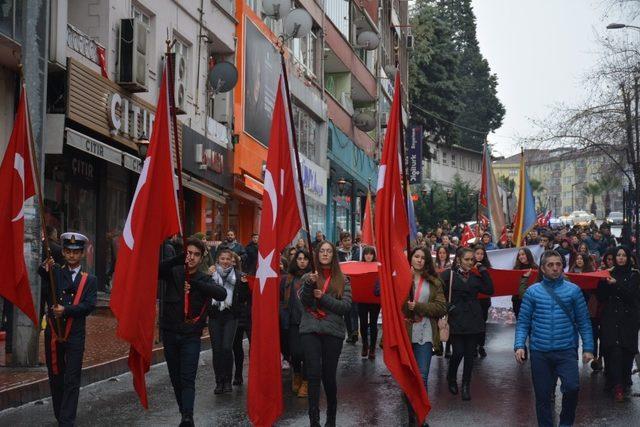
280, 249, 313, 398
597, 246, 640, 401
514, 247, 539, 318
442, 247, 494, 401
403, 247, 447, 425
435, 246, 452, 274
299, 241, 352, 427
473, 244, 492, 358
208, 248, 249, 394
358, 246, 382, 359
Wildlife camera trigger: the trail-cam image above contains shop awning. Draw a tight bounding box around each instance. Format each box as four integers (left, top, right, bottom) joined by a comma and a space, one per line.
182, 173, 227, 204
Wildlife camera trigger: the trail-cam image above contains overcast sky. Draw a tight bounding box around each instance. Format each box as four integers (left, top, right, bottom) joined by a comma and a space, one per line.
471, 0, 633, 157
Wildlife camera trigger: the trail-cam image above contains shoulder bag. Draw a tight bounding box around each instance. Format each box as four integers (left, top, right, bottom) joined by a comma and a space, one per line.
437, 270, 454, 342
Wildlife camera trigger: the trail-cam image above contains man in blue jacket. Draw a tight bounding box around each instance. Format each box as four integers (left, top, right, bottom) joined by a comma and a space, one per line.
515, 250, 594, 427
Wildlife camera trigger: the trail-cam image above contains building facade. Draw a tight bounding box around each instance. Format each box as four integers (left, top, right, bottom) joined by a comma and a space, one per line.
422, 141, 483, 190
493, 148, 627, 219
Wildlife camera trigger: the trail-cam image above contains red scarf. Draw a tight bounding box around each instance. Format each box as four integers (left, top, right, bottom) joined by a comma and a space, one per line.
306, 269, 332, 320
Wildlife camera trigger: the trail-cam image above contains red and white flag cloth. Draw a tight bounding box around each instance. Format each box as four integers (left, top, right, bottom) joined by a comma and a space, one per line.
361, 189, 374, 246
375, 72, 431, 424
110, 60, 181, 408
461, 224, 476, 247
0, 82, 38, 326
248, 71, 304, 426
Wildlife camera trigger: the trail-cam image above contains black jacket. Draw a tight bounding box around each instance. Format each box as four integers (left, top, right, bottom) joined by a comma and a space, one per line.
39, 264, 97, 341
280, 275, 305, 328
207, 267, 250, 319
337, 246, 362, 262
597, 267, 640, 352
158, 255, 227, 335
441, 268, 494, 335
244, 241, 259, 276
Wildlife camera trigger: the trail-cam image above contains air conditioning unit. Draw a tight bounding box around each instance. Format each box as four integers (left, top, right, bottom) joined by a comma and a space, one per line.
173, 50, 187, 114
212, 91, 231, 125
117, 18, 148, 92
406, 34, 415, 50
340, 92, 354, 116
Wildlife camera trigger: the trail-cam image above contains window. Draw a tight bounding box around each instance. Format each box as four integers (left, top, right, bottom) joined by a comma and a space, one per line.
132, 3, 154, 75
442, 152, 447, 165
451, 154, 456, 167
467, 159, 472, 170
292, 104, 319, 160
132, 5, 150, 26
459, 156, 465, 170
292, 31, 317, 77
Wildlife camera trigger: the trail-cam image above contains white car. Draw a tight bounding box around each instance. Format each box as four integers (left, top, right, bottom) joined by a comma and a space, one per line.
570, 210, 594, 226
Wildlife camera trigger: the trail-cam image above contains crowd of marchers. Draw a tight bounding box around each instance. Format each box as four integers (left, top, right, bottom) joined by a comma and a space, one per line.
35, 218, 638, 427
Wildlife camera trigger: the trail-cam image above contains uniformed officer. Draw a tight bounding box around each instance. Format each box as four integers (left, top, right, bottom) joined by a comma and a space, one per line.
40, 232, 97, 427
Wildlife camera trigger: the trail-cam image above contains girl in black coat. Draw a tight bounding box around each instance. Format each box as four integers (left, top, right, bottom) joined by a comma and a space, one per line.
473, 244, 492, 358
441, 247, 494, 401
597, 246, 640, 401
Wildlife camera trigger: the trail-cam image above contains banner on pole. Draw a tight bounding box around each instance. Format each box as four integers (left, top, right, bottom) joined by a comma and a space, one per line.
406, 126, 423, 184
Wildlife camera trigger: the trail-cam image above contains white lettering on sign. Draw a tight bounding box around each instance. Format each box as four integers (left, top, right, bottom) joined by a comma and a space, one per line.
108, 93, 155, 140
66, 128, 122, 165
299, 154, 327, 204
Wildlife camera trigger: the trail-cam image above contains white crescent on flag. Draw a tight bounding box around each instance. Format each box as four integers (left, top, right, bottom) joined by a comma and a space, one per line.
263, 170, 278, 229
123, 157, 151, 250
11, 154, 25, 223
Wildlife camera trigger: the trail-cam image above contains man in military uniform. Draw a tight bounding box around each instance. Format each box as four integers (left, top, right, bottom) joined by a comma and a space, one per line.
40, 232, 97, 427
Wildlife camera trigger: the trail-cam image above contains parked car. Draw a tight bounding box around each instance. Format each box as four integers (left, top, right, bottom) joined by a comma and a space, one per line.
570, 210, 595, 226
557, 215, 574, 227
606, 211, 624, 225
549, 217, 566, 229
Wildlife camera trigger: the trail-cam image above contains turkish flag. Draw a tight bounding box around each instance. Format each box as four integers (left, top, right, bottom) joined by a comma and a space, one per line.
248, 71, 303, 426
0, 82, 37, 326
375, 73, 430, 423
110, 61, 181, 408
362, 190, 374, 246
461, 224, 475, 247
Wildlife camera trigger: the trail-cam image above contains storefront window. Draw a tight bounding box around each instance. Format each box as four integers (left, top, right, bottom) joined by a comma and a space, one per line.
306, 198, 326, 235
105, 164, 131, 288
292, 103, 319, 161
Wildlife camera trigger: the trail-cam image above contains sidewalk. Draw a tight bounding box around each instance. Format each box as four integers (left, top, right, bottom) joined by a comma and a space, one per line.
0, 296, 199, 410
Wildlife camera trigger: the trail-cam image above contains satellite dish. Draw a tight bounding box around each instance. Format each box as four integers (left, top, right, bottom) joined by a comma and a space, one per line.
355, 31, 380, 51
262, 0, 291, 19
284, 8, 312, 39
353, 111, 376, 132
207, 61, 238, 94
383, 64, 397, 77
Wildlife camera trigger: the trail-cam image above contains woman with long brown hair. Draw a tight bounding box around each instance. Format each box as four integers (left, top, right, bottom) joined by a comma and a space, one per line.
435, 245, 451, 273
403, 246, 447, 425
514, 247, 539, 318
280, 249, 313, 398
299, 241, 352, 427
473, 244, 492, 358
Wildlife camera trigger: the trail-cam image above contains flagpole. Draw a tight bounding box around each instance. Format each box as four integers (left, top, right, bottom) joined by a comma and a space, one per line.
279, 52, 316, 271
396, 77, 414, 301
17, 65, 61, 336
164, 41, 190, 319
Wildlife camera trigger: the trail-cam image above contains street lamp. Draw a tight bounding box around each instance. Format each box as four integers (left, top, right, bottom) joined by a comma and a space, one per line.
607, 23, 640, 31
135, 133, 150, 159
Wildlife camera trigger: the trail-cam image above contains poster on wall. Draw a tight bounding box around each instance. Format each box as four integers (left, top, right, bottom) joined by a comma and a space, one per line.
244, 18, 280, 147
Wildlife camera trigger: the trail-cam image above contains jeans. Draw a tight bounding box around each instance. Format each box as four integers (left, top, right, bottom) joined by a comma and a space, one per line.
412, 342, 433, 391
162, 330, 201, 415
302, 333, 343, 412
289, 324, 306, 379
530, 349, 579, 427
233, 324, 250, 381
358, 303, 381, 348
448, 334, 479, 383
209, 309, 238, 384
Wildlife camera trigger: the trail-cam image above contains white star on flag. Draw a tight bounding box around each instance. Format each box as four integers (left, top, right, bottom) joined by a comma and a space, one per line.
255, 250, 278, 294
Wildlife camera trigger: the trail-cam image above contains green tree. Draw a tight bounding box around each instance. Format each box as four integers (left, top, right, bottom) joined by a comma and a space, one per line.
583, 183, 602, 216
529, 178, 546, 211
414, 174, 477, 230
596, 174, 622, 217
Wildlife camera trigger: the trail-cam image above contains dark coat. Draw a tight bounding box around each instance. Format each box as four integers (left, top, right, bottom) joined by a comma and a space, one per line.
39, 264, 97, 341
280, 275, 305, 328
597, 267, 640, 353
244, 241, 259, 276
441, 268, 494, 335
158, 256, 227, 335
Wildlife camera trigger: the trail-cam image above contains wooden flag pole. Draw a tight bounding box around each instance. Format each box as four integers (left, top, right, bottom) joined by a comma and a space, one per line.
164, 40, 190, 320
17, 64, 62, 336
279, 52, 317, 271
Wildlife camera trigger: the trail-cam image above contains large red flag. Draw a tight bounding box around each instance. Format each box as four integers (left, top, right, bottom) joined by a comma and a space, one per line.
375, 73, 430, 423
110, 61, 181, 408
0, 82, 38, 326
461, 224, 476, 247
361, 189, 374, 246
248, 71, 304, 426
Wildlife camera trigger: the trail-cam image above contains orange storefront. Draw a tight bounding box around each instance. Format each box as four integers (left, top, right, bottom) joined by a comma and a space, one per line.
231, 1, 286, 243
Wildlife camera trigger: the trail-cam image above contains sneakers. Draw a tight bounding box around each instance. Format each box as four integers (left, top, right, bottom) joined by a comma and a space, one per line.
297, 380, 309, 398
292, 373, 303, 393
361, 343, 369, 358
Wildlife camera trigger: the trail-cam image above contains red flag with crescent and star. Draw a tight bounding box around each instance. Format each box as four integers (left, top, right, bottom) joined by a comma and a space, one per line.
0, 81, 38, 326
375, 73, 431, 424
248, 70, 304, 426
110, 60, 181, 408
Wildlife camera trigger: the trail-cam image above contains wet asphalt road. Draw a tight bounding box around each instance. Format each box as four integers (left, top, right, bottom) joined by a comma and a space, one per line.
2, 323, 640, 426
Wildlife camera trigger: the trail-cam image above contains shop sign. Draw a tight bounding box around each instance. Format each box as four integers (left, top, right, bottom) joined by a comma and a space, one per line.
202, 149, 224, 174
67, 24, 101, 65
123, 152, 142, 173
108, 92, 156, 140
66, 128, 122, 166
299, 154, 327, 204
71, 157, 95, 181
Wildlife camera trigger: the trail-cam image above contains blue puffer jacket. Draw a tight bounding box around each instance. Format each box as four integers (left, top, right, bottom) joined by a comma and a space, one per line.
514, 276, 594, 353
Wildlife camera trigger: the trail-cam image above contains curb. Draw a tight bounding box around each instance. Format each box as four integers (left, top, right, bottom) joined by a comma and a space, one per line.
0, 336, 211, 411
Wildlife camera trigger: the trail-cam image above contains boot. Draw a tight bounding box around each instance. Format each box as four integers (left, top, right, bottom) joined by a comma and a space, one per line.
233, 376, 243, 386
223, 379, 232, 393
297, 380, 309, 398
179, 412, 194, 427
325, 402, 337, 427
361, 342, 369, 358
461, 382, 471, 401
292, 373, 303, 393
447, 378, 458, 395
368, 347, 376, 360
478, 346, 487, 358
309, 406, 321, 427
214, 382, 224, 394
